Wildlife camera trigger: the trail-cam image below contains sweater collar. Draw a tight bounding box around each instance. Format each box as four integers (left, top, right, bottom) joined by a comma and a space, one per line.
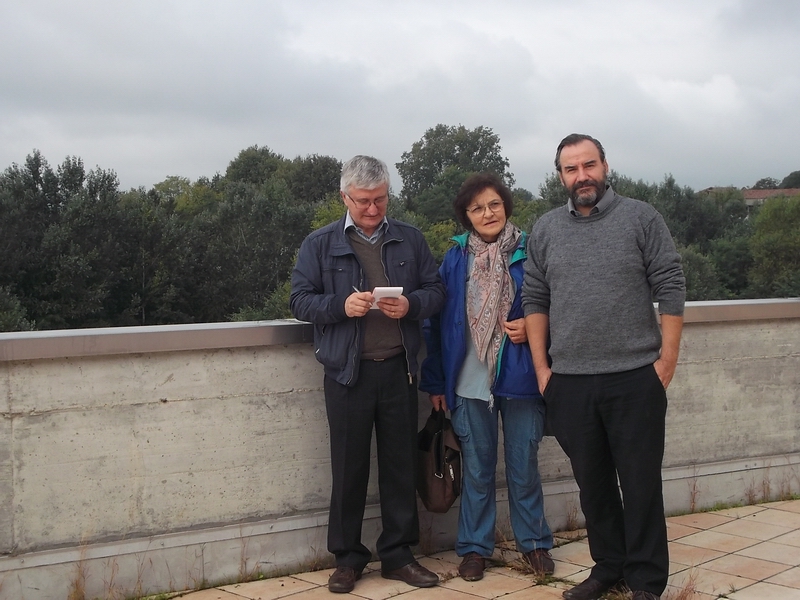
567, 185, 615, 217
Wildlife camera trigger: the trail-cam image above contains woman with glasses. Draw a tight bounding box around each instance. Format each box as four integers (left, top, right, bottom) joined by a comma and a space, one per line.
420, 172, 554, 581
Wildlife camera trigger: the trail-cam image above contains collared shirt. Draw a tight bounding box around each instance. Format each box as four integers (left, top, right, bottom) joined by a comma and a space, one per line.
344, 211, 389, 244
567, 185, 614, 217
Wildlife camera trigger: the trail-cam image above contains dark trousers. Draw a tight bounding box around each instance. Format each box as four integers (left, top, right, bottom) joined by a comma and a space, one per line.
546, 364, 668, 595
323, 354, 419, 571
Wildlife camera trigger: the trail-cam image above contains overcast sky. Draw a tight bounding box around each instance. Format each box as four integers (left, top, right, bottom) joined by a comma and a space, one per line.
2, 0, 798, 197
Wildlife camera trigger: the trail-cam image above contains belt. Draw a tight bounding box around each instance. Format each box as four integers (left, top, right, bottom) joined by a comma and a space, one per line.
363, 353, 404, 362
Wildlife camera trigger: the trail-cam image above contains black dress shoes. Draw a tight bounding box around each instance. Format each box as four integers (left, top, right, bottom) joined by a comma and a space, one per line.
381, 559, 439, 587
328, 566, 362, 593
562, 577, 619, 600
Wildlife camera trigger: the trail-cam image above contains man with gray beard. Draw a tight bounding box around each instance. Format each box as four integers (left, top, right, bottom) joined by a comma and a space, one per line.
522, 134, 685, 600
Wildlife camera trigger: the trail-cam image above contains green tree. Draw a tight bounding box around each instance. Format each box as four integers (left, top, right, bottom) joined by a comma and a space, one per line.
510, 187, 547, 232
36, 165, 129, 328
279, 154, 342, 205
230, 279, 293, 321
708, 236, 753, 298
413, 165, 468, 222
679, 245, 727, 301
195, 178, 314, 319
174, 177, 223, 215
113, 187, 195, 325
608, 172, 656, 205
779, 170, 800, 189
152, 175, 192, 208
423, 220, 459, 263
752, 177, 779, 190
397, 124, 513, 211
749, 196, 800, 297
0, 287, 34, 331
225, 145, 284, 186
0, 151, 63, 322
536, 172, 568, 211
311, 193, 347, 230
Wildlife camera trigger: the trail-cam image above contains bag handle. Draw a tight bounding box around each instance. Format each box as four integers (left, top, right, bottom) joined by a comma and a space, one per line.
432, 408, 446, 478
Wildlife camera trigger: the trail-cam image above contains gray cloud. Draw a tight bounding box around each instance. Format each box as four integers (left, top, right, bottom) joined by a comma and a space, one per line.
1, 0, 798, 195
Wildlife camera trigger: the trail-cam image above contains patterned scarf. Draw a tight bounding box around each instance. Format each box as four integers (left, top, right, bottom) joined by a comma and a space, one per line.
466, 221, 521, 396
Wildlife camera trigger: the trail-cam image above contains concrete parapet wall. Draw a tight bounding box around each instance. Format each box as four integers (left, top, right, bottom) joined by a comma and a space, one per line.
0, 299, 797, 599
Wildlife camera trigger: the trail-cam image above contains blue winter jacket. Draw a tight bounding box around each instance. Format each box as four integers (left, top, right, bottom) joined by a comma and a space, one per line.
419, 232, 542, 410
290, 215, 446, 387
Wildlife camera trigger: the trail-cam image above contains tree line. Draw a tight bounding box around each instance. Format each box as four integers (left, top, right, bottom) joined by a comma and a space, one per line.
1, 125, 798, 331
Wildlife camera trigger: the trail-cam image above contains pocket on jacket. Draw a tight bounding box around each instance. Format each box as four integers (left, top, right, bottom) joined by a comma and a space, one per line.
385, 255, 419, 287
321, 263, 354, 291
314, 326, 347, 369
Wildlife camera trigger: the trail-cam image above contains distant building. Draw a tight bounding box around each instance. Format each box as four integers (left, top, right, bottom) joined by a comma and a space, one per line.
698, 187, 800, 207
741, 188, 800, 206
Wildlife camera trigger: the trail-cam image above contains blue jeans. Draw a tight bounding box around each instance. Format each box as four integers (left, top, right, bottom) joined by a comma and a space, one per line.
450, 395, 553, 557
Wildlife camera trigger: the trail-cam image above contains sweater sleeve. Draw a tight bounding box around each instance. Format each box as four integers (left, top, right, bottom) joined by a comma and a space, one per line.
522, 220, 551, 316
643, 212, 686, 316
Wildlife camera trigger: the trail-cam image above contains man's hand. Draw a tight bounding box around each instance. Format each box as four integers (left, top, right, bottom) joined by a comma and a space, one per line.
429, 394, 446, 411
503, 318, 528, 344
656, 314, 683, 390
345, 291, 374, 318
524, 312, 551, 396
377, 295, 409, 319
535, 366, 552, 396
653, 357, 677, 390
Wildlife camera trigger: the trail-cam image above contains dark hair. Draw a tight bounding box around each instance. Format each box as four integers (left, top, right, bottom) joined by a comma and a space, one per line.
453, 172, 513, 232
554, 134, 606, 171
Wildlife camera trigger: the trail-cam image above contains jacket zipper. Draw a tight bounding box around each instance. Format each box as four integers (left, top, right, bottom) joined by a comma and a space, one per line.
381, 237, 413, 384
490, 245, 524, 395
346, 270, 365, 386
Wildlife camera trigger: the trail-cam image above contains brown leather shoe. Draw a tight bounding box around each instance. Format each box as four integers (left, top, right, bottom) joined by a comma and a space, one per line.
458, 552, 485, 581
381, 560, 439, 587
328, 566, 362, 593
562, 577, 617, 600
524, 548, 555, 575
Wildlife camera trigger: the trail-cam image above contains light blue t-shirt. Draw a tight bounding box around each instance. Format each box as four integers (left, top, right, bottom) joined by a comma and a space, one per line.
454, 253, 516, 402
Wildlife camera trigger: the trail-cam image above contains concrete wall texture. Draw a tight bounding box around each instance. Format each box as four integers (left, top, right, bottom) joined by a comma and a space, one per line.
0, 299, 798, 599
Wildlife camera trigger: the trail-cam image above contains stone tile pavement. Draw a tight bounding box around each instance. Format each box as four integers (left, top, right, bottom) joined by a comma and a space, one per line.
175, 499, 800, 599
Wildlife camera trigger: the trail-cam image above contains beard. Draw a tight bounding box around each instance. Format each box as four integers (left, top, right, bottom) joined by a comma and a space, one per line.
569, 178, 606, 208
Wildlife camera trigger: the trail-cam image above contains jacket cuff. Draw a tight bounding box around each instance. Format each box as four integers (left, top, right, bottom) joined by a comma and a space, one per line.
406, 293, 421, 319
333, 295, 349, 320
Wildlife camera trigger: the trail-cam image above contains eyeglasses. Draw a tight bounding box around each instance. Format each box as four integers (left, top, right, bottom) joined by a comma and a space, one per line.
344, 192, 389, 210
466, 200, 504, 217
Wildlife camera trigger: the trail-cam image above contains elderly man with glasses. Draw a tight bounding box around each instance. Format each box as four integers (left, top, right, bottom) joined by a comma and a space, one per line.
290, 155, 445, 594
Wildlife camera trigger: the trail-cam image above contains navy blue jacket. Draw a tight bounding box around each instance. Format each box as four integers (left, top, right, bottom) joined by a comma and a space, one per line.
290, 215, 445, 386
419, 232, 541, 410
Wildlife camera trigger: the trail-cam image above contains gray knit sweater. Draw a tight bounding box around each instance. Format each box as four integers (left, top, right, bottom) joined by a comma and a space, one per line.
522, 187, 685, 375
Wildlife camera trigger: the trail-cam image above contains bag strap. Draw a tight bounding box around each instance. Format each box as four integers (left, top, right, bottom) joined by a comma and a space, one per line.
433, 408, 446, 478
